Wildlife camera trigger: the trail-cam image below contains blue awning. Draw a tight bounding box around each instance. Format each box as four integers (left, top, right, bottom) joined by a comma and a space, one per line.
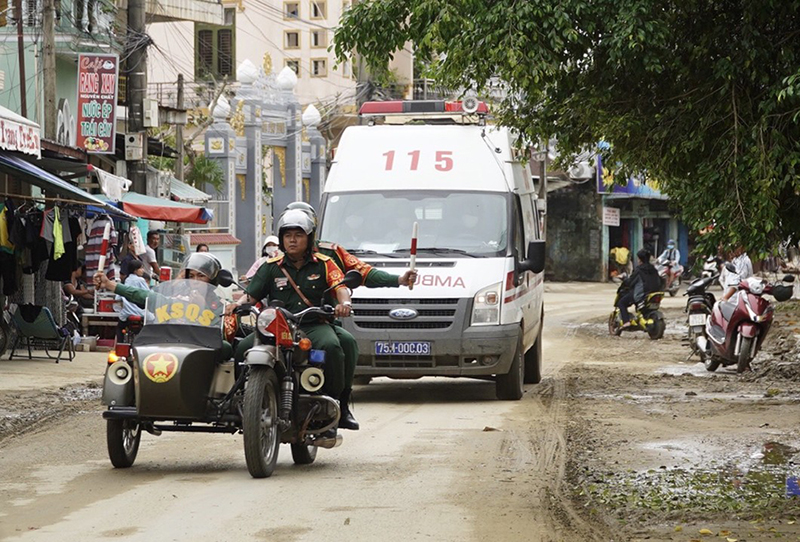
0, 151, 135, 220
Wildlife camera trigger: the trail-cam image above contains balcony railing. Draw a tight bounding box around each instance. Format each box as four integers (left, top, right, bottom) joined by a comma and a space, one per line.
148, 81, 236, 110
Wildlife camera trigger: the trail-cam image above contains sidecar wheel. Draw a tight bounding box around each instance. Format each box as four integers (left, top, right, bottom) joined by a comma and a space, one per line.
243, 367, 280, 478
291, 442, 318, 465
107, 419, 141, 468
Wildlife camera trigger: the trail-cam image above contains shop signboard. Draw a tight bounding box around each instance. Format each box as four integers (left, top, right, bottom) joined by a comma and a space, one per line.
76, 53, 119, 154
602, 206, 620, 227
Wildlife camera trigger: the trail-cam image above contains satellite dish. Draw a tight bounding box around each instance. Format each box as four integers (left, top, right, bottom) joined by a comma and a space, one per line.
462, 95, 479, 114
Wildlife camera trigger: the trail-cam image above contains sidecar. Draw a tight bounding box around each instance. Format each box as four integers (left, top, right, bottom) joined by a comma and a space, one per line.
101, 278, 242, 468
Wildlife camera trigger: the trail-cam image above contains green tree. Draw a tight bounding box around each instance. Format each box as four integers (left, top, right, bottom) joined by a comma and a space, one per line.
335, 0, 800, 256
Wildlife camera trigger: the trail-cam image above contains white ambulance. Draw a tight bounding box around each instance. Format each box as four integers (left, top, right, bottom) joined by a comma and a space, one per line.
317, 100, 545, 400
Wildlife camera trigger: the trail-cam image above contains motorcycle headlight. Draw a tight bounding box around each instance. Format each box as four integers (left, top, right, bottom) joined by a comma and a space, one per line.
471, 282, 502, 326
257, 308, 277, 337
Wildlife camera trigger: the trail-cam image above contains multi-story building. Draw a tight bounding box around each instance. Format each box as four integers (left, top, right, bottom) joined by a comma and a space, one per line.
147, 0, 413, 111
0, 0, 224, 145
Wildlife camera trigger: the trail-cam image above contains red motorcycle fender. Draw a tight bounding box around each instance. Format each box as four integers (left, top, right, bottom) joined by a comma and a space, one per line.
739, 322, 760, 338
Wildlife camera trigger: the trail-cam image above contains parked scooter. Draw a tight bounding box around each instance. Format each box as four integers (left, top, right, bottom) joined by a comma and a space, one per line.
609, 287, 667, 340
696, 264, 794, 373
656, 261, 684, 297
683, 274, 719, 359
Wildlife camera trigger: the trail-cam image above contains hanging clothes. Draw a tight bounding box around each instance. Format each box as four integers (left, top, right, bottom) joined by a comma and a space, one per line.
128, 225, 147, 256
94, 168, 131, 202
84, 216, 117, 282
0, 201, 14, 254
53, 207, 65, 260
45, 216, 81, 282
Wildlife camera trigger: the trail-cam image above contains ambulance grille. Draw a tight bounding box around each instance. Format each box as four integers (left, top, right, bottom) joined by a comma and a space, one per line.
352, 298, 460, 330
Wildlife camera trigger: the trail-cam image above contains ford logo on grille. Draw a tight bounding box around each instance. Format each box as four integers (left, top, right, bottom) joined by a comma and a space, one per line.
389, 307, 418, 320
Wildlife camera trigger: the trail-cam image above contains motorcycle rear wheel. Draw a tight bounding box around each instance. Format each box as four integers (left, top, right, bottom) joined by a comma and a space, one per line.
243, 367, 281, 478
107, 419, 141, 468
737, 337, 754, 373
648, 316, 666, 340
291, 442, 318, 465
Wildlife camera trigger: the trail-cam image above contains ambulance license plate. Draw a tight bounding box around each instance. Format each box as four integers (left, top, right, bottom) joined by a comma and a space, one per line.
375, 341, 431, 356
688, 314, 706, 326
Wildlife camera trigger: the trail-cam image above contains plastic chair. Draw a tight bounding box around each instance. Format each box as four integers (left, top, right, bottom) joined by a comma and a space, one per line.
8, 305, 75, 363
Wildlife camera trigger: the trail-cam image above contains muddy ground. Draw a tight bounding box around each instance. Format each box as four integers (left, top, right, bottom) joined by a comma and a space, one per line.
1, 294, 799, 541
569, 303, 800, 541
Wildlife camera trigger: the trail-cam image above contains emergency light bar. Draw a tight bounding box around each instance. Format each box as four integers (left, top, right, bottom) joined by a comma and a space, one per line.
359, 100, 489, 116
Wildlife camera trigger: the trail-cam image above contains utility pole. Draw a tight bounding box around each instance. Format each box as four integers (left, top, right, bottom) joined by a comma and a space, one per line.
14, 0, 26, 117
127, 0, 148, 193
43, 0, 56, 139
175, 73, 184, 181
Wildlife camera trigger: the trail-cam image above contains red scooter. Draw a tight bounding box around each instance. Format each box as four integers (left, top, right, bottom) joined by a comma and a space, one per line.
697, 264, 793, 373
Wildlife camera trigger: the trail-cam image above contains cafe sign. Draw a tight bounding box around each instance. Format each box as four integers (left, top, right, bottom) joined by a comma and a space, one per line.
76, 53, 119, 154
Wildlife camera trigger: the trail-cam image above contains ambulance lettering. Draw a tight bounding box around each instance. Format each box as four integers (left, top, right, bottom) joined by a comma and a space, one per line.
414, 274, 466, 288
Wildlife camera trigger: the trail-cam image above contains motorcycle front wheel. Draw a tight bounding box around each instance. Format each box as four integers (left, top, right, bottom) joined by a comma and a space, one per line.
243, 366, 281, 478
608, 311, 622, 336
737, 337, 754, 373
107, 419, 141, 468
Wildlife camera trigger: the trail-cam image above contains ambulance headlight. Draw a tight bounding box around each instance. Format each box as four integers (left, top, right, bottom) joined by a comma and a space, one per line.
471, 282, 502, 326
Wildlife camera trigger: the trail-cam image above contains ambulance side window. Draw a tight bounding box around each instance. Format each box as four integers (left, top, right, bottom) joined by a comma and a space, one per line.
519, 195, 539, 243
513, 196, 525, 260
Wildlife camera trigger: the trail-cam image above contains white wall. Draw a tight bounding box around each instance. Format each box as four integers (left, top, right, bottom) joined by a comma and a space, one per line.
147, 1, 361, 107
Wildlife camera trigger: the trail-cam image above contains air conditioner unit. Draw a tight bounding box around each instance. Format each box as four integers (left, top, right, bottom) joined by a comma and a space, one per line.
125, 132, 144, 160
568, 162, 594, 180
143, 98, 159, 128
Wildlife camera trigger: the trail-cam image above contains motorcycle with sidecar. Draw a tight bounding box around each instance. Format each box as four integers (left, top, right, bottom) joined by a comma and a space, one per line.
101, 269, 362, 478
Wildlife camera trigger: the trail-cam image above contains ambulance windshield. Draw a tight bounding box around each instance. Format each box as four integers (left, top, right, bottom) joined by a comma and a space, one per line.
319, 191, 508, 257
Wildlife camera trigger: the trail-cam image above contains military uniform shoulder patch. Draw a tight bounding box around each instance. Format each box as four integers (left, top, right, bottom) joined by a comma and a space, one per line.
317, 241, 336, 250
313, 252, 331, 262
267, 254, 284, 264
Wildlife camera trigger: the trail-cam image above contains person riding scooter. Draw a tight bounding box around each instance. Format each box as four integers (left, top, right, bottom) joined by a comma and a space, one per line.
657, 240, 682, 289
617, 249, 661, 327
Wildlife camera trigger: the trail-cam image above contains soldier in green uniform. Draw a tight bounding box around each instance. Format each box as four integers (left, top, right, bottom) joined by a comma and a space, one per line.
281, 202, 418, 431
228, 210, 353, 436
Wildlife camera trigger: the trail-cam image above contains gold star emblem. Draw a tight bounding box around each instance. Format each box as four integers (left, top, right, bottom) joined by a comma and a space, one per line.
143, 353, 178, 383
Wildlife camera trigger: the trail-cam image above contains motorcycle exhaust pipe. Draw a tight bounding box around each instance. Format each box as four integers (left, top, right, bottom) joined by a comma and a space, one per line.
314, 434, 343, 449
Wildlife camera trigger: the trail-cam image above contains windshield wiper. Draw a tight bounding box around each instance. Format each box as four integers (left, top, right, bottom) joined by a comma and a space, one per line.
347, 248, 403, 258
393, 247, 479, 258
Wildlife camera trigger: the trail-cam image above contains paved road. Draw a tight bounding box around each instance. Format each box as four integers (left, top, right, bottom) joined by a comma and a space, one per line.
0, 282, 685, 541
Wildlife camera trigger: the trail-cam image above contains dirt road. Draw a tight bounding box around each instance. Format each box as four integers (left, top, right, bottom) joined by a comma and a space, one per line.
1, 283, 798, 542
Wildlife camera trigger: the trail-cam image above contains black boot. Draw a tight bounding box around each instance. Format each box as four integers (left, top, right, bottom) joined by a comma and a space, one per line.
338, 387, 360, 430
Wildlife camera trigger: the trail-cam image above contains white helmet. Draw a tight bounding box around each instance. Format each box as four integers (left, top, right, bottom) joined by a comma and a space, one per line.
182, 252, 222, 283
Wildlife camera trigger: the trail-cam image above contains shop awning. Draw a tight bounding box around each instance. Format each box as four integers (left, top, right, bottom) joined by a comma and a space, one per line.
97, 191, 213, 224
170, 177, 211, 204
0, 151, 135, 220
0, 106, 41, 157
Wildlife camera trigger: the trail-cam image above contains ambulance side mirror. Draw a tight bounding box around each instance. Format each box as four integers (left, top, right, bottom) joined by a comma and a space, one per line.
519, 240, 546, 274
